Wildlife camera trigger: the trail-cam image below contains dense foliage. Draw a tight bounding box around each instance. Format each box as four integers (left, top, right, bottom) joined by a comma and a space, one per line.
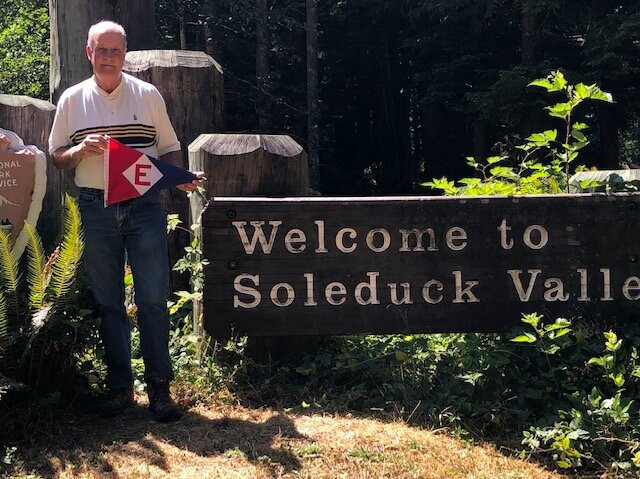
0, 195, 91, 393
0, 0, 49, 98
425, 71, 615, 196
229, 316, 640, 473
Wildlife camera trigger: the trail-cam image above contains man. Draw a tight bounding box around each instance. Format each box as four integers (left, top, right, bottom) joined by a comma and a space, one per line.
49, 21, 202, 422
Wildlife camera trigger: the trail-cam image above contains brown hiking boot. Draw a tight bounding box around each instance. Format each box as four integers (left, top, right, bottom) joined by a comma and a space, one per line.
99, 387, 135, 418
147, 378, 182, 422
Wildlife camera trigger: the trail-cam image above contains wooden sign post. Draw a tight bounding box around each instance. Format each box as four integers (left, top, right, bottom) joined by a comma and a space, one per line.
202, 193, 640, 337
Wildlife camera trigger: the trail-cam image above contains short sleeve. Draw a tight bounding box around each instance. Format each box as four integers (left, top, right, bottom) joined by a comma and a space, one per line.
48, 96, 71, 155
152, 88, 181, 157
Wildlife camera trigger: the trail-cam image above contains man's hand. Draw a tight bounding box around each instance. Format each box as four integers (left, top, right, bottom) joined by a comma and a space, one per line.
76, 134, 109, 156
52, 134, 108, 170
176, 171, 205, 193
0, 133, 11, 150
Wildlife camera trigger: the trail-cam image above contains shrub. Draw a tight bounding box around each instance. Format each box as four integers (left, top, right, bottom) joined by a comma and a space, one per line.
0, 194, 91, 393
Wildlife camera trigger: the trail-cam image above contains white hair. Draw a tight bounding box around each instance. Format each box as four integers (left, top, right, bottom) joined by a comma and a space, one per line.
87, 20, 127, 49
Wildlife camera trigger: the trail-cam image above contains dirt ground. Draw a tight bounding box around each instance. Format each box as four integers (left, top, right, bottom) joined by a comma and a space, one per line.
5, 397, 562, 479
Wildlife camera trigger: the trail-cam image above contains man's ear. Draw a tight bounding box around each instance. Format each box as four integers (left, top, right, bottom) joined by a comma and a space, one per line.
86, 44, 92, 61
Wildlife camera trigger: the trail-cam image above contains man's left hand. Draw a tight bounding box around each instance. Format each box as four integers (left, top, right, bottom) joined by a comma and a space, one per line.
177, 171, 205, 193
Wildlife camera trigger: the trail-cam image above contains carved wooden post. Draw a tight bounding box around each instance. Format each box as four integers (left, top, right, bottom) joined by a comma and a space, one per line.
0, 95, 63, 250
49, 0, 156, 103
124, 50, 225, 289
189, 134, 309, 360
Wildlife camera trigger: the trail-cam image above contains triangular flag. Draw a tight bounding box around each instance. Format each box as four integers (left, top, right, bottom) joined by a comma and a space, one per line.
104, 138, 196, 206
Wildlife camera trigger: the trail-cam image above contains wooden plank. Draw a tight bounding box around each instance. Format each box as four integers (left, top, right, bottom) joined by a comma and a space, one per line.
202, 193, 640, 337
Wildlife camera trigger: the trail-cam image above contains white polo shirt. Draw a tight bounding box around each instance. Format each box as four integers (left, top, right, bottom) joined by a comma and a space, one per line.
49, 73, 181, 189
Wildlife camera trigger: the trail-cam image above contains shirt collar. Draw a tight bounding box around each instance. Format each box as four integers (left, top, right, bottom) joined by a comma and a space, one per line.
91, 74, 125, 99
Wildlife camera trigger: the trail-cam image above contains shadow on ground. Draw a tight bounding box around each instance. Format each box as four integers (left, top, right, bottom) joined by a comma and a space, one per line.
2, 399, 307, 478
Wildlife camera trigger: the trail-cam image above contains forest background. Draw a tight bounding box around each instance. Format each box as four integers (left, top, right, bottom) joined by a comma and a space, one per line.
2, 0, 639, 194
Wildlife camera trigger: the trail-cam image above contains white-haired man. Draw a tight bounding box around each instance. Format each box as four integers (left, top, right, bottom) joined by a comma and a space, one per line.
49, 20, 202, 421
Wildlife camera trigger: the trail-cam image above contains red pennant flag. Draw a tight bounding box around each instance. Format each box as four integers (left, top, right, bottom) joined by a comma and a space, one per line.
103, 138, 196, 206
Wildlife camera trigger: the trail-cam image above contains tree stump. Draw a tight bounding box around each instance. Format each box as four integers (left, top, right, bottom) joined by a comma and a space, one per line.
189, 134, 308, 196
189, 133, 310, 362
0, 95, 63, 250
124, 50, 225, 290
49, 0, 156, 103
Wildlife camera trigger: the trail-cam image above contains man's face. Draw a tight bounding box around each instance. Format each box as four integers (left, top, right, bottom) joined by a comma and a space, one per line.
86, 31, 126, 81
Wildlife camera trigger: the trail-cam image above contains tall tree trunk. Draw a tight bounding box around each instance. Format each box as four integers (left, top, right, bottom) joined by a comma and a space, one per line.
469, 3, 488, 166
306, 0, 320, 190
49, 0, 155, 103
599, 103, 620, 169
521, 0, 542, 66
473, 120, 487, 164
203, 0, 217, 58
520, 0, 544, 135
422, 104, 440, 179
179, 0, 187, 49
384, 31, 412, 193
256, 0, 270, 130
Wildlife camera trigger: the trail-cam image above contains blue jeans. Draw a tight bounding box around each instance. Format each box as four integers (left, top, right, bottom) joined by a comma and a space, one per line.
78, 188, 174, 389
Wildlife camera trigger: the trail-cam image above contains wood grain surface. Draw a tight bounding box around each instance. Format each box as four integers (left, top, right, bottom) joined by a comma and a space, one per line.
202, 193, 640, 337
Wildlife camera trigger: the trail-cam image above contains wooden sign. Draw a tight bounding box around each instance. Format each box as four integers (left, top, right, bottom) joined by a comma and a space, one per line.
0, 130, 47, 257
202, 194, 640, 337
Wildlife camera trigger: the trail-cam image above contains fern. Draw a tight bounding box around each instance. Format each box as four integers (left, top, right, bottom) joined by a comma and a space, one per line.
0, 229, 20, 316
47, 194, 84, 305
0, 289, 8, 354
24, 223, 47, 310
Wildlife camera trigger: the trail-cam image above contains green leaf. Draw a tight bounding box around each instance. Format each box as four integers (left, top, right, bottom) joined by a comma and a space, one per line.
588, 357, 604, 367
586, 85, 613, 102
521, 313, 542, 328
525, 132, 550, 146
47, 194, 84, 305
0, 289, 8, 353
166, 213, 182, 232
552, 328, 571, 339
546, 102, 572, 119
0, 228, 19, 316
551, 71, 567, 91
24, 222, 46, 310
489, 166, 516, 178
571, 129, 587, 143
556, 460, 570, 469
486, 156, 506, 164
573, 83, 590, 99
394, 351, 408, 362
528, 79, 555, 91
541, 344, 560, 355
613, 373, 625, 387
465, 156, 478, 168
511, 333, 536, 343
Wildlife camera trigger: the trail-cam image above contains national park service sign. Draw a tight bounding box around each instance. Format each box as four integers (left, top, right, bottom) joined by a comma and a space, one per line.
0, 128, 47, 258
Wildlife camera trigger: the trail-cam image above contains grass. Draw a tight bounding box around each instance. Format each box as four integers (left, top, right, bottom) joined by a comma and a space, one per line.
2, 394, 562, 479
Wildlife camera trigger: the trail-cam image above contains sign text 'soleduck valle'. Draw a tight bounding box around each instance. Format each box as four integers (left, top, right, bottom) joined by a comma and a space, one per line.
203, 195, 640, 337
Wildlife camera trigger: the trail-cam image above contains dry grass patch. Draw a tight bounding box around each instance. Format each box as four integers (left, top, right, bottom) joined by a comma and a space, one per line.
6, 402, 562, 479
